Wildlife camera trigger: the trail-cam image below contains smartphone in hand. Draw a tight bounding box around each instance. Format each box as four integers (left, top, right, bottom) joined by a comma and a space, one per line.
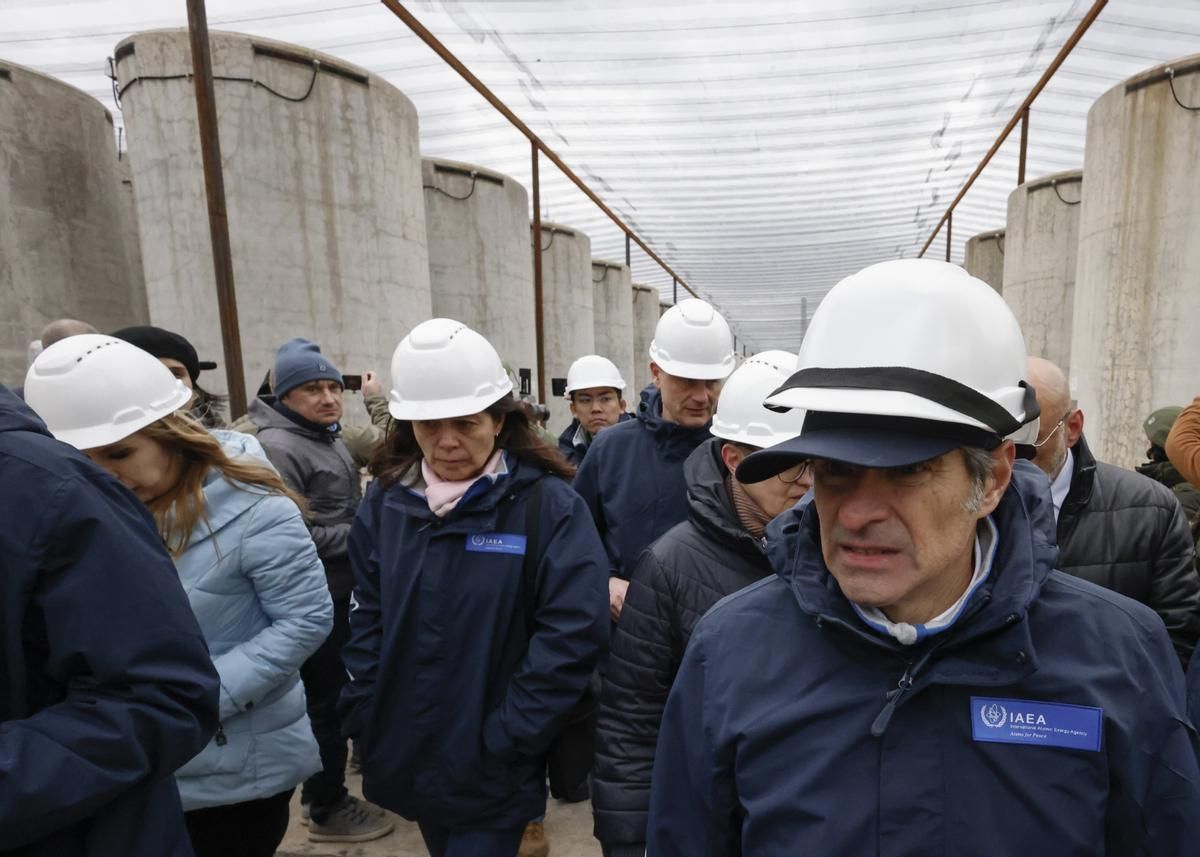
342, 374, 363, 392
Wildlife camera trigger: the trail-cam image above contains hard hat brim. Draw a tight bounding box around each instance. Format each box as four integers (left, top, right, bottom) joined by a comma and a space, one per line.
388, 386, 512, 422
45, 385, 193, 451
649, 356, 736, 381
736, 411, 1001, 484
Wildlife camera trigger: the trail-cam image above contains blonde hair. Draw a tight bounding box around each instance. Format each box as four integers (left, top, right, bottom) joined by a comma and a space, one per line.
139, 412, 305, 556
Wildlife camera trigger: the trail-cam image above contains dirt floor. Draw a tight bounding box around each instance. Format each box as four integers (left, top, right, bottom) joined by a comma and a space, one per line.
277, 770, 603, 857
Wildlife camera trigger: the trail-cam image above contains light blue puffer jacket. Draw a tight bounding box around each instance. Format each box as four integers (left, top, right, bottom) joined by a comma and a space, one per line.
173, 431, 333, 810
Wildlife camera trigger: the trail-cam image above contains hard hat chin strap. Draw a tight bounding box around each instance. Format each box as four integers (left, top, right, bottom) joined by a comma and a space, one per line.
768, 366, 1040, 437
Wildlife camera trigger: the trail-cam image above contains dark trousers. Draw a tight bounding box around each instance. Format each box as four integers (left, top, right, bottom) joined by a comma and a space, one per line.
300, 594, 351, 813
418, 823, 525, 857
184, 788, 294, 857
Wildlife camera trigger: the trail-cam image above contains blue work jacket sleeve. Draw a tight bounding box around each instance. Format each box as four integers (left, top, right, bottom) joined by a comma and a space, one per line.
340, 486, 385, 739
594, 548, 681, 847
572, 443, 622, 575
646, 622, 739, 857
0, 471, 219, 850
210, 494, 333, 720
481, 486, 609, 762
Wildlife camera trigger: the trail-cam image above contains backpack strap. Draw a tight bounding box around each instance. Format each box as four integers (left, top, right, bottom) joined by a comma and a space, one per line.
521, 477, 546, 639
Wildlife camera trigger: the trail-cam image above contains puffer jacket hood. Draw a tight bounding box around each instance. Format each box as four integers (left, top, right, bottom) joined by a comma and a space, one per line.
684, 437, 766, 562
1057, 434, 1200, 666
648, 457, 1200, 856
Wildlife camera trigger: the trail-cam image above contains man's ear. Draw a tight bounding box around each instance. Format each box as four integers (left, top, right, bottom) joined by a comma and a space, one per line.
1065, 407, 1085, 448
719, 442, 744, 476
978, 441, 1016, 517
650, 362, 663, 389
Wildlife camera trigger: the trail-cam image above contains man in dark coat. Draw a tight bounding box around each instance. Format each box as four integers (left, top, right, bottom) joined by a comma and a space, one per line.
646, 260, 1200, 856
593, 352, 807, 857
1027, 357, 1200, 666
0, 385, 220, 856
556, 355, 632, 467
574, 299, 735, 621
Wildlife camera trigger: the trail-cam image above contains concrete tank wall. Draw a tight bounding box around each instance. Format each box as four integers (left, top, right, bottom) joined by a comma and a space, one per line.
536, 222, 593, 432
116, 154, 148, 321
0, 59, 148, 385
1071, 55, 1200, 469
591, 260, 635, 400
424, 157, 536, 399
114, 30, 431, 402
631, 284, 658, 396
1003, 170, 1082, 373
963, 229, 1005, 293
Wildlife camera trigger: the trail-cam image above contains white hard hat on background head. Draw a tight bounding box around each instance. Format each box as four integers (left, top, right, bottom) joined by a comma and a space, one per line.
565, 355, 626, 396
648, 298, 736, 380
388, 318, 513, 421
738, 259, 1039, 482
711, 350, 806, 448
24, 334, 192, 450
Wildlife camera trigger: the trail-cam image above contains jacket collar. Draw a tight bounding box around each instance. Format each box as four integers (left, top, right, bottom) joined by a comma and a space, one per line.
636, 386, 713, 454
249, 395, 340, 441
385, 452, 539, 535
685, 438, 768, 561
0, 385, 50, 436
1061, 433, 1097, 515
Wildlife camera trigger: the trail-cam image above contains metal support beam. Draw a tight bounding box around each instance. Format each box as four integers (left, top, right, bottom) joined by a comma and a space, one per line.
187, 0, 247, 416
945, 211, 953, 263
380, 0, 698, 299
918, 0, 1107, 258
625, 233, 631, 268
673, 277, 678, 304
1018, 107, 1030, 186
531, 142, 546, 402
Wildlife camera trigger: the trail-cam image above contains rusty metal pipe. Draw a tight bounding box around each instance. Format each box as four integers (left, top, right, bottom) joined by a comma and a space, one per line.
1018, 106, 1030, 186
530, 141, 546, 403
918, 0, 1107, 258
186, 0, 247, 416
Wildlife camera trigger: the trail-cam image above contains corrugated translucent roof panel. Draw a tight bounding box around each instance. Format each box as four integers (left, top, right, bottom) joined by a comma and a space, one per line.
5, 0, 1199, 350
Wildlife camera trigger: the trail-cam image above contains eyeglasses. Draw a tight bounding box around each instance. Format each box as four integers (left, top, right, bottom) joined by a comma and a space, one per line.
776, 461, 812, 484
1032, 412, 1072, 448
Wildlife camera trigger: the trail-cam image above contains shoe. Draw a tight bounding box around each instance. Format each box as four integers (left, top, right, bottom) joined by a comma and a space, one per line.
518, 822, 550, 857
308, 795, 393, 843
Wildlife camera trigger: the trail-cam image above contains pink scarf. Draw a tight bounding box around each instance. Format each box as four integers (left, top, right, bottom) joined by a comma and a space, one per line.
421, 451, 504, 518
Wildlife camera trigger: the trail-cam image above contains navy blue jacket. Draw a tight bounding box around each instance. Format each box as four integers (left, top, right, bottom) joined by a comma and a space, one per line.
574, 388, 713, 578
557, 413, 635, 467
0, 387, 220, 856
647, 463, 1200, 856
340, 456, 609, 829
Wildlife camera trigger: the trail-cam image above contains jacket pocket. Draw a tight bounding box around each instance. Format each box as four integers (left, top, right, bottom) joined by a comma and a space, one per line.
176, 720, 254, 778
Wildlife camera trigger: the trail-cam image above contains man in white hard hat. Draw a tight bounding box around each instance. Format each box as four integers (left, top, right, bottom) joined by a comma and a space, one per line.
574, 299, 736, 620
593, 351, 809, 857
646, 260, 1200, 856
557, 355, 631, 466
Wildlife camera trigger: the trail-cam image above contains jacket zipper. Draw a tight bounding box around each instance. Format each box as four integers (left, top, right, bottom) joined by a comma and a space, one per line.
870, 646, 937, 737
215, 723, 227, 746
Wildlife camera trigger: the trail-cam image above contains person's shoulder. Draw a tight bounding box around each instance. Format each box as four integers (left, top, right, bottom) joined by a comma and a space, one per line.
1, 429, 109, 500
1093, 459, 1179, 511
688, 574, 794, 649
585, 416, 650, 458
1040, 569, 1170, 641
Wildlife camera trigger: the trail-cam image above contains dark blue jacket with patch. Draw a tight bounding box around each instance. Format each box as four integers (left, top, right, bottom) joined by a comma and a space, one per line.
339, 456, 609, 829
0, 386, 220, 856
647, 463, 1200, 856
573, 388, 713, 578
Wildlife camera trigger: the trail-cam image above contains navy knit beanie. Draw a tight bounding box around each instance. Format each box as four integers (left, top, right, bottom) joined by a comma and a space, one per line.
273, 338, 343, 398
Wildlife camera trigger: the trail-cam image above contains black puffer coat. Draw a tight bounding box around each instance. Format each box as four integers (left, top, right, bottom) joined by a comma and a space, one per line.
1058, 435, 1200, 666
592, 438, 773, 855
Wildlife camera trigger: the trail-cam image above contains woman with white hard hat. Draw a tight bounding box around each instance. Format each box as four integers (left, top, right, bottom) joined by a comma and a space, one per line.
341, 318, 609, 857
24, 334, 333, 857
592, 350, 808, 857
557, 354, 632, 466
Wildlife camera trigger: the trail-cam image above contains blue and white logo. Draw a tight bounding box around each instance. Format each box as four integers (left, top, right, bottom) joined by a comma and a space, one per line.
464, 532, 527, 556
979, 702, 1008, 729
971, 696, 1102, 752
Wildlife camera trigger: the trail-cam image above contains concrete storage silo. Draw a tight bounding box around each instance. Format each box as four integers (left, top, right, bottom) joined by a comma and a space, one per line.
0, 59, 148, 384
116, 154, 147, 312
963, 229, 1005, 293
1003, 170, 1082, 374
535, 222, 593, 432
631, 284, 658, 395
425, 158, 537, 399
1071, 55, 1200, 469
592, 260, 636, 398
114, 31, 431, 403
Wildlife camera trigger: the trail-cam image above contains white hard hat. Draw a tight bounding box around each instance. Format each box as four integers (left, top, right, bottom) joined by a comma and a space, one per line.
738, 259, 1039, 482
711, 350, 806, 448
388, 318, 513, 421
24, 334, 192, 450
565, 355, 626, 396
648, 298, 736, 380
